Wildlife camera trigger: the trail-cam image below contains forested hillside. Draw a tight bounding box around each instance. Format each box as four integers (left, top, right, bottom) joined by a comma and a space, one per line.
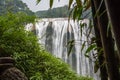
0, 0, 34, 15
35, 5, 69, 18
36, 5, 91, 19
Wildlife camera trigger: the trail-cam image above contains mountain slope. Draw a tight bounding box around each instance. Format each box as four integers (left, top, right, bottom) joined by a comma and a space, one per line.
35, 5, 91, 19
35, 5, 69, 18
0, 0, 34, 15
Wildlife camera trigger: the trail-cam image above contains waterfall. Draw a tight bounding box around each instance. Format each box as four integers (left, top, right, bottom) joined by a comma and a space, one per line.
27, 18, 100, 80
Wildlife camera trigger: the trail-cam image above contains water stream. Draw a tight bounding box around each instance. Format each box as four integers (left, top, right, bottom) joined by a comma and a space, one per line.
26, 18, 100, 80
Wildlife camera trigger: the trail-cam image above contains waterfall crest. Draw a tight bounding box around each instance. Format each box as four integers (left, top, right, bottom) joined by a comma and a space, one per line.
28, 18, 100, 80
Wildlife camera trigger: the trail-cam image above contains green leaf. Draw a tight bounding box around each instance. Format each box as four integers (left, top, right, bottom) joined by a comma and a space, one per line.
85, 54, 89, 58
85, 44, 96, 53
68, 44, 74, 56
50, 0, 53, 8
81, 41, 86, 52
84, 0, 88, 4
68, 0, 73, 9
76, 0, 82, 7
97, 48, 103, 57
77, 7, 83, 20
91, 37, 96, 44
94, 60, 99, 73
67, 40, 75, 56
67, 40, 74, 45
84, 0, 91, 11
80, 22, 85, 37
36, 0, 41, 4
87, 20, 93, 38
73, 6, 77, 21
84, 44, 96, 58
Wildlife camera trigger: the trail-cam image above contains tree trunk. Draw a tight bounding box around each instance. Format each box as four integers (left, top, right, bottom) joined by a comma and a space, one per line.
93, 0, 120, 80
104, 0, 120, 59
91, 0, 108, 80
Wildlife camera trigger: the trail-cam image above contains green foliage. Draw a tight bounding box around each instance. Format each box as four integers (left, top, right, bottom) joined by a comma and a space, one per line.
35, 5, 70, 18
68, 0, 73, 9
36, 0, 41, 4
14, 50, 93, 80
50, 0, 53, 8
85, 44, 96, 55
0, 0, 34, 16
36, 0, 91, 18
0, 12, 36, 56
67, 40, 75, 56
0, 12, 93, 80
35, 5, 91, 19
68, 0, 91, 20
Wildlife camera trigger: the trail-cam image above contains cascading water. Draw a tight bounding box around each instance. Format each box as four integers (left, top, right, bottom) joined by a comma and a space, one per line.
27, 18, 100, 80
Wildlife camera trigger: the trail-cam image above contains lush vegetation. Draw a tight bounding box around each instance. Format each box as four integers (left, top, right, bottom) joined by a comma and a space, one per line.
35, 5, 69, 18
35, 5, 91, 19
2, 0, 120, 80
0, 12, 93, 80
0, 0, 34, 15
0, 0, 92, 80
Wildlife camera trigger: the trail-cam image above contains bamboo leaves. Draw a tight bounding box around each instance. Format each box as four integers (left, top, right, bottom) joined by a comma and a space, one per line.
76, 0, 82, 7
36, 0, 41, 4
50, 0, 53, 8
37, 0, 54, 8
67, 40, 75, 56
85, 44, 96, 54
68, 0, 73, 9
84, 0, 91, 11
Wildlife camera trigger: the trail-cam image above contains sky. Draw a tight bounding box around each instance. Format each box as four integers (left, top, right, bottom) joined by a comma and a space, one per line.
21, 0, 69, 12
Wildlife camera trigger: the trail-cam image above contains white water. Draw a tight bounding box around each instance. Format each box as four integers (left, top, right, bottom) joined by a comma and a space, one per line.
27, 18, 100, 80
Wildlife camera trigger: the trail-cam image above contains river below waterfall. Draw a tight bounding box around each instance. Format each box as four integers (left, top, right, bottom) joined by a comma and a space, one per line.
26, 18, 100, 80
